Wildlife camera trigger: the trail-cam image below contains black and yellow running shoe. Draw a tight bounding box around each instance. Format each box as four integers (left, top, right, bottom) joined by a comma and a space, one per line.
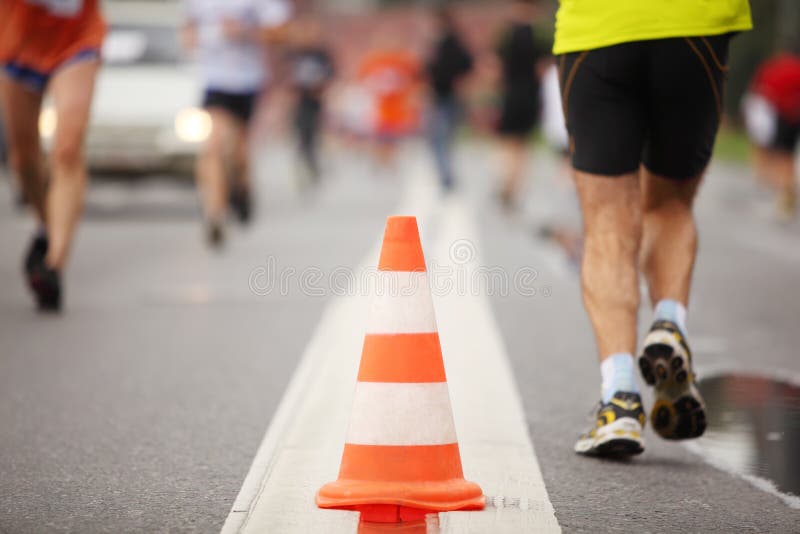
574, 391, 645, 456
638, 319, 707, 440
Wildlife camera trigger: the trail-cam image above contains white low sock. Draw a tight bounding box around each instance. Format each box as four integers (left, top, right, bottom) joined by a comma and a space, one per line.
600, 353, 639, 403
654, 299, 688, 336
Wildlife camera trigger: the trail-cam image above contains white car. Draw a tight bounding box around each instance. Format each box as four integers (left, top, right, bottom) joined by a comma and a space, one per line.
40, 2, 210, 175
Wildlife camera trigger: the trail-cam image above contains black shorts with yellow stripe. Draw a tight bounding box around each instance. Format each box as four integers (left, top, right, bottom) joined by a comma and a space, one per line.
558, 34, 731, 179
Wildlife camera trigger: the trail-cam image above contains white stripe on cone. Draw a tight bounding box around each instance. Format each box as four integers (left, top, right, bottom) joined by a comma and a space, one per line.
365, 272, 438, 334
346, 382, 458, 446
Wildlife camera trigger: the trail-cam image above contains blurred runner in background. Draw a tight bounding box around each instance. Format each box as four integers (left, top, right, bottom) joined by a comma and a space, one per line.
425, 6, 473, 192
359, 41, 420, 168
555, 0, 752, 457
0, 0, 106, 312
496, 0, 543, 210
290, 17, 334, 186
742, 47, 800, 221
182, 0, 292, 247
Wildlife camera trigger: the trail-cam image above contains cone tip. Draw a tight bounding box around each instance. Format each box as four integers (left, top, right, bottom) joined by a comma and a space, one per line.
379, 216, 425, 271
383, 216, 420, 243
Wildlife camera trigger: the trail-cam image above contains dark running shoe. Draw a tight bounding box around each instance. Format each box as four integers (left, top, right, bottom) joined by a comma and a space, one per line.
229, 187, 252, 224
574, 391, 645, 457
207, 221, 225, 248
30, 266, 62, 312
23, 234, 48, 292
639, 319, 707, 440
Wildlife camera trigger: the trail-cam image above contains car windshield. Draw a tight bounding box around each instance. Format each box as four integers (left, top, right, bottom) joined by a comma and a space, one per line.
103, 25, 183, 66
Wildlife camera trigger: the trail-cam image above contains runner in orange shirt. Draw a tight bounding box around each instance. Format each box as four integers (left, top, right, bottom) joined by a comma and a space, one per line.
0, 0, 106, 311
359, 47, 420, 166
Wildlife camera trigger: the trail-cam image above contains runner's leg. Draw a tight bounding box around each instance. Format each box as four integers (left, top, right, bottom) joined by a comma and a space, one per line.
232, 120, 249, 191
773, 152, 797, 218
197, 108, 238, 224
640, 171, 703, 306
574, 171, 641, 360
0, 77, 46, 223
499, 136, 526, 207
46, 59, 99, 270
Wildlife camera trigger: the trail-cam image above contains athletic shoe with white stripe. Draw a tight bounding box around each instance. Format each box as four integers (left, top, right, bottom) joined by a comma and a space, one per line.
638, 319, 707, 440
574, 391, 645, 457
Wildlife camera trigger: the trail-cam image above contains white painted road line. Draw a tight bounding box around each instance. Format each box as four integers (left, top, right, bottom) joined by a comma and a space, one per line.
433, 199, 560, 533
221, 160, 560, 532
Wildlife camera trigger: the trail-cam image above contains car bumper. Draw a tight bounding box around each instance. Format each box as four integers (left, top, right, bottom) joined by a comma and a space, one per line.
55, 125, 202, 175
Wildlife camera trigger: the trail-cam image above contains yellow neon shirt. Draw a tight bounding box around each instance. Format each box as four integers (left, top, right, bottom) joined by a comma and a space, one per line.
553, 0, 752, 55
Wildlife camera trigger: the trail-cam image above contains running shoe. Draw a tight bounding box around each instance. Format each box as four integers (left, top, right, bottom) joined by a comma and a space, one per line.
638, 320, 707, 440
229, 187, 252, 224
574, 391, 645, 456
30, 266, 62, 312
207, 221, 225, 248
777, 189, 796, 222
23, 234, 48, 292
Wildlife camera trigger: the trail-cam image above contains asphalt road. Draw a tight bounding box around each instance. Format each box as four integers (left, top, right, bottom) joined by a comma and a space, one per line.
0, 141, 798, 533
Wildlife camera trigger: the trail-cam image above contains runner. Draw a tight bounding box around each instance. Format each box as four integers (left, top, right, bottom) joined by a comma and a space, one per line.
358, 41, 420, 168
182, 0, 292, 246
0, 0, 106, 312
553, 1, 752, 456
289, 17, 334, 185
495, 0, 545, 210
742, 48, 800, 221
425, 6, 474, 192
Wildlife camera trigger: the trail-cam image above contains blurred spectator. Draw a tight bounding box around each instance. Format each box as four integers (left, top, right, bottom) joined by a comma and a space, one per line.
425, 6, 474, 192
289, 18, 335, 185
182, 0, 292, 247
358, 39, 421, 167
495, 0, 544, 210
742, 47, 800, 221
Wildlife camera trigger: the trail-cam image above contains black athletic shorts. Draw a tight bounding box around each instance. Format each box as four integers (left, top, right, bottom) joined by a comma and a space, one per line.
498, 83, 540, 137
559, 35, 731, 179
772, 115, 800, 154
202, 89, 259, 124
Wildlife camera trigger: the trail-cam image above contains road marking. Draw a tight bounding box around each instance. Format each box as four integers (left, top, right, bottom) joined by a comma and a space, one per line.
221, 155, 560, 533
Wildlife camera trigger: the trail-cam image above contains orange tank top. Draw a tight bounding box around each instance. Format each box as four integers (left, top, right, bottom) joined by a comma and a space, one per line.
0, 0, 106, 72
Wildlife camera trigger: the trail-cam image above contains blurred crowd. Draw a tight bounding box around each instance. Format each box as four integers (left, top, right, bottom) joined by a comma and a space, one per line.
0, 0, 798, 312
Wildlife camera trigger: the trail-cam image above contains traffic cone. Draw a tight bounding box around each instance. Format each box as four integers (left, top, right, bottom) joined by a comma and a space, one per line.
316, 216, 484, 523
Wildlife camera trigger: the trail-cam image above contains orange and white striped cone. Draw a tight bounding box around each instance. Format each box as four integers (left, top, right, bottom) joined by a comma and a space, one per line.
316, 216, 484, 523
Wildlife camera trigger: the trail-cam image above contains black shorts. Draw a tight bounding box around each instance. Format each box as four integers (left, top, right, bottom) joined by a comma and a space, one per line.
498, 84, 539, 137
202, 89, 259, 124
772, 115, 800, 154
559, 35, 731, 179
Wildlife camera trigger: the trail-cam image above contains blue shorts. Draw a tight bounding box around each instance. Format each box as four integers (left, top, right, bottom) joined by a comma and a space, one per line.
1, 48, 100, 92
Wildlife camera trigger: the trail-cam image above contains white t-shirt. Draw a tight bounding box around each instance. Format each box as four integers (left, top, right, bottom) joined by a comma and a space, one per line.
186, 0, 291, 93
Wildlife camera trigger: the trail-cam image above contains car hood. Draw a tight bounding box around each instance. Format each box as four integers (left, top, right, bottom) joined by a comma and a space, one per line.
92, 65, 202, 126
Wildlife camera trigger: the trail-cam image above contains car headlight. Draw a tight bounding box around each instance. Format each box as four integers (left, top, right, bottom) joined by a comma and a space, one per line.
39, 107, 57, 139
174, 107, 211, 143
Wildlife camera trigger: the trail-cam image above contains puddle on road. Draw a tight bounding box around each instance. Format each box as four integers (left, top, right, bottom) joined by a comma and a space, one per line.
694, 374, 800, 496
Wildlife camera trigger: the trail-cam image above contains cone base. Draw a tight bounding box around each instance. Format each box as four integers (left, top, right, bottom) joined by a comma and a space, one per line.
316, 478, 485, 522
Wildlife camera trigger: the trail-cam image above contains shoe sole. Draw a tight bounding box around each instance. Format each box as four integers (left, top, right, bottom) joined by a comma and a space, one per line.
638, 330, 706, 440
574, 417, 644, 457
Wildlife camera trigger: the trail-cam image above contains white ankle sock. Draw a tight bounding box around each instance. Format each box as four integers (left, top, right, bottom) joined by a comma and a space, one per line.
600, 353, 639, 403
654, 299, 688, 336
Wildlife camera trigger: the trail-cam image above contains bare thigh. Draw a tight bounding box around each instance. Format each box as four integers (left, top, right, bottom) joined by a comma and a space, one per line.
0, 76, 43, 170
48, 59, 100, 165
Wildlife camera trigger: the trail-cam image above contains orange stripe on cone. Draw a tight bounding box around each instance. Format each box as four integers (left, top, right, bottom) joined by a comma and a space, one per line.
316, 216, 484, 523
378, 216, 427, 272
338, 444, 464, 482
358, 334, 446, 383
